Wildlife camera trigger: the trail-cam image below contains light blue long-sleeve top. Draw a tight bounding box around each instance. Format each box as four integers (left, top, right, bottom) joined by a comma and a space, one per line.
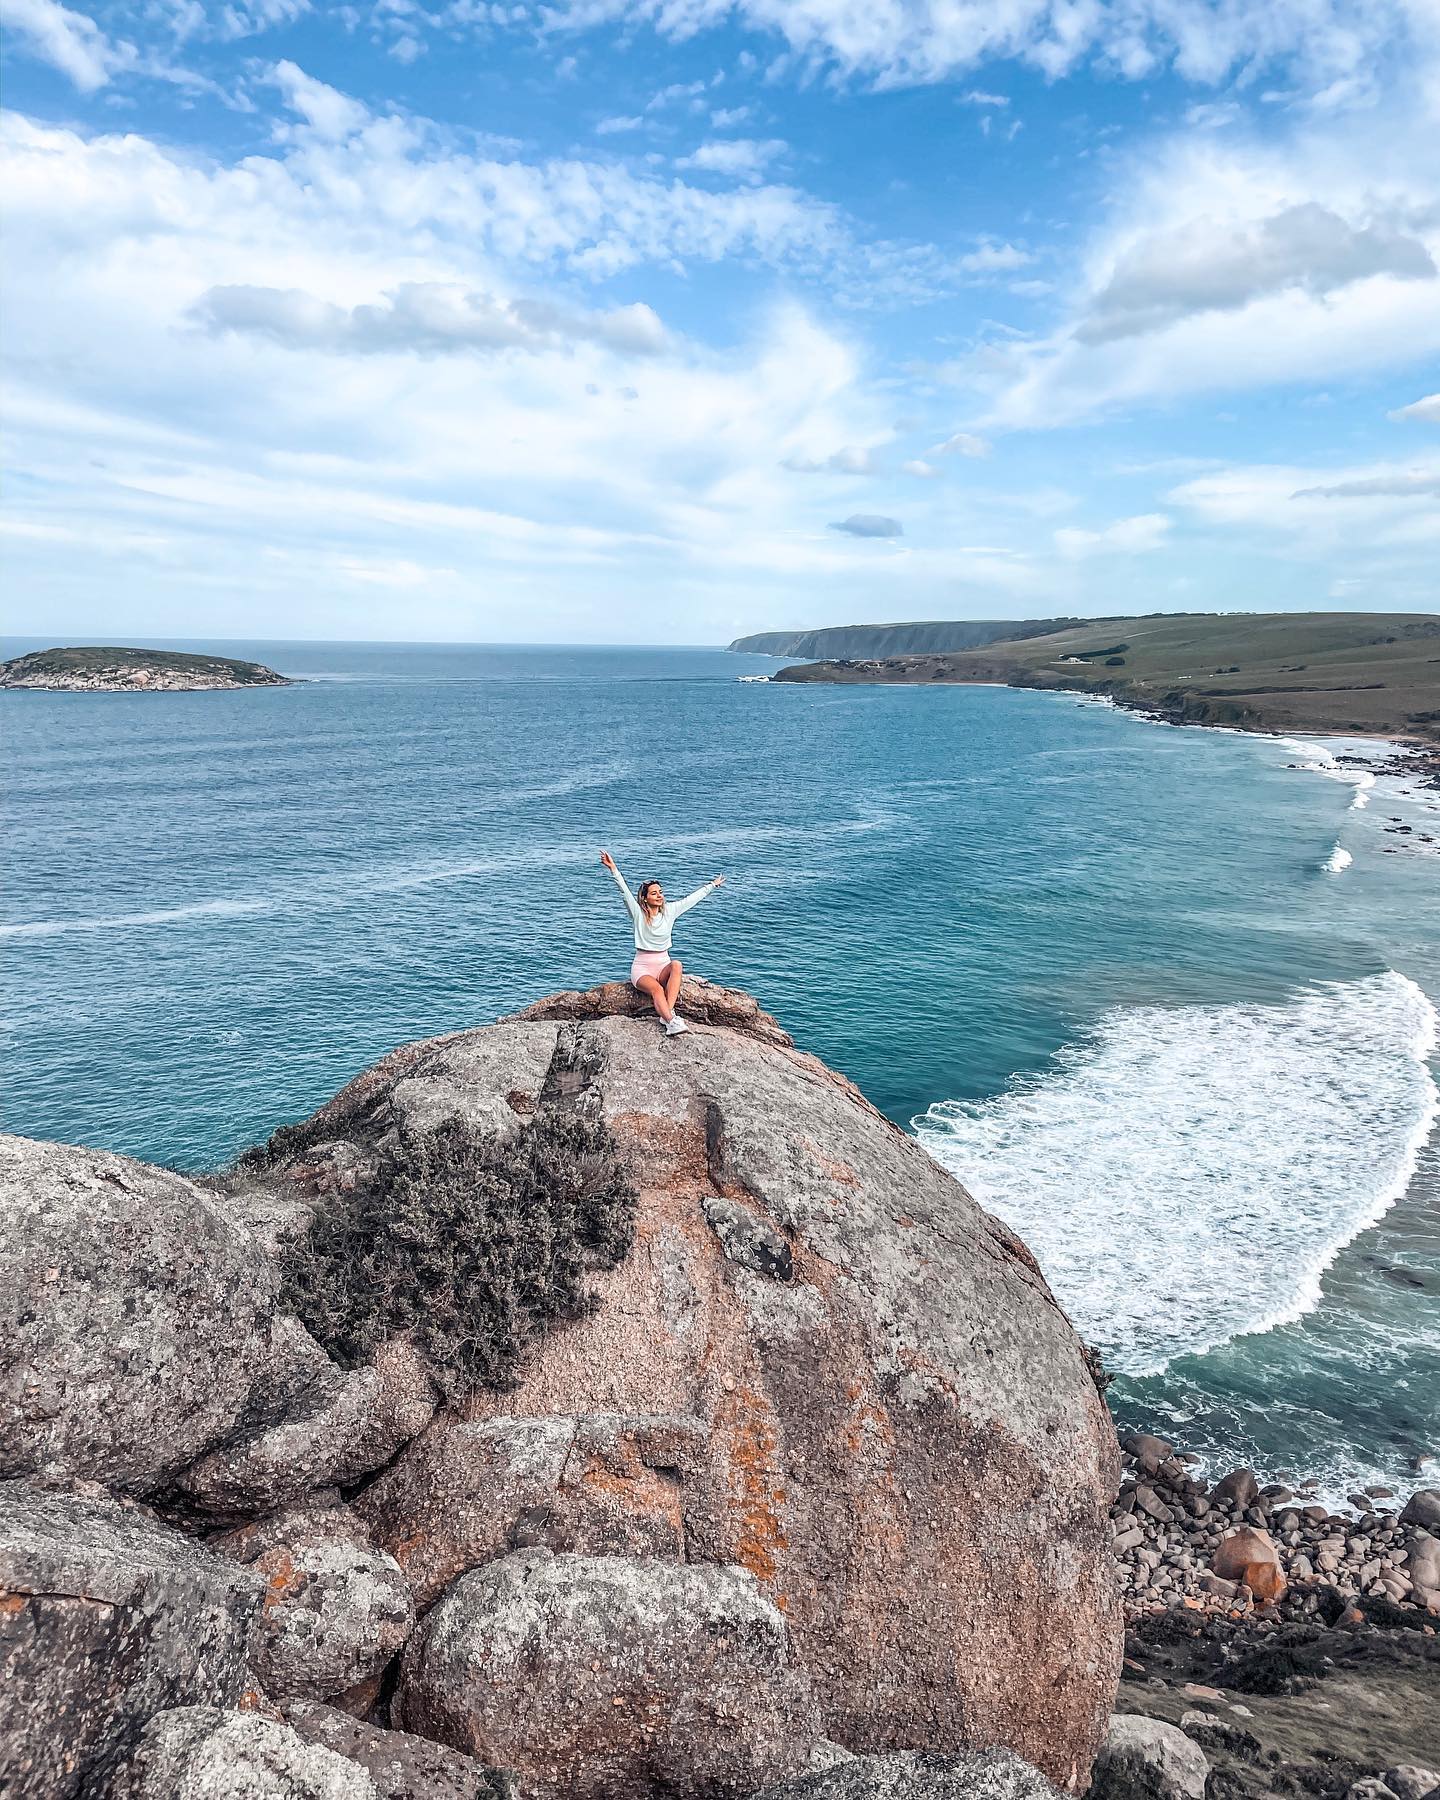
607, 861, 720, 952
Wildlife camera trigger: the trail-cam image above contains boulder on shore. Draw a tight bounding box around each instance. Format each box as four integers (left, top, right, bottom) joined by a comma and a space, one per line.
1211, 1526, 1287, 1602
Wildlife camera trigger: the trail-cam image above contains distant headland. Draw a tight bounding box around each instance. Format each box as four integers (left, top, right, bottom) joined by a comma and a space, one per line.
0, 645, 291, 692
736, 611, 1440, 745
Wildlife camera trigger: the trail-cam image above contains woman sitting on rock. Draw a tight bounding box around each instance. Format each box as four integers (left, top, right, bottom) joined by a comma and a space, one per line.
600, 851, 725, 1036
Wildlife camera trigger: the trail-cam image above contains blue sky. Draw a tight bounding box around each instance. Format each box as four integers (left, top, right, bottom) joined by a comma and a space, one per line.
3, 0, 1438, 643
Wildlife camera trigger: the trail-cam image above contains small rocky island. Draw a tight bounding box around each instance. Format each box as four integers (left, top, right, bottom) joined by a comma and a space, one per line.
2, 981, 1436, 1799
0, 645, 290, 692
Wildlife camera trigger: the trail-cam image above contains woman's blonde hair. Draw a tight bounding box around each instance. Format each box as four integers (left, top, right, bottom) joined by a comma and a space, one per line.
638, 880, 664, 919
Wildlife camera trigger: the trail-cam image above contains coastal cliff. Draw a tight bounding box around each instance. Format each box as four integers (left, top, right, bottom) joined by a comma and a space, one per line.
729, 619, 1084, 659
0, 646, 290, 692
1, 981, 1119, 1800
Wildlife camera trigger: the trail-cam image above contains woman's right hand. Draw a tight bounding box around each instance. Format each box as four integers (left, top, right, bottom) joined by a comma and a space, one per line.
599, 850, 615, 870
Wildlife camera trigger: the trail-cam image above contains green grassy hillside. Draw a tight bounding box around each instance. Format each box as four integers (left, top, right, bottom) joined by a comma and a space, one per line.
774, 611, 1440, 742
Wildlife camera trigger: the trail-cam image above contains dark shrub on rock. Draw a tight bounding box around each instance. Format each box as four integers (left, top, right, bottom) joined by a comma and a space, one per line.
280, 1110, 636, 1401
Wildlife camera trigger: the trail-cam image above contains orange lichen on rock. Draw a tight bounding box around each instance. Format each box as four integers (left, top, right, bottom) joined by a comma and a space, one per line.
715, 1386, 789, 1588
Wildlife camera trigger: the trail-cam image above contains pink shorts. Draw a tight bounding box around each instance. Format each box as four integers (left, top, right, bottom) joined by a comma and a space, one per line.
631, 949, 672, 986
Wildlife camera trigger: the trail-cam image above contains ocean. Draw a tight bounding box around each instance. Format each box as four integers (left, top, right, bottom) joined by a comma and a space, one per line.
3, 638, 1437, 1499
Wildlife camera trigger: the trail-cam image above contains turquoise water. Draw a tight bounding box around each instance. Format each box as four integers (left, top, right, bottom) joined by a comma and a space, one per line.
3, 639, 1437, 1496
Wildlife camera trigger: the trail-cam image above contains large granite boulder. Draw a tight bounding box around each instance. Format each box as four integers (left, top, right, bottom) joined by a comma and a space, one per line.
215, 1506, 414, 1707
0, 1483, 264, 1799
393, 1548, 808, 1800
110, 1706, 379, 1798
0, 1135, 294, 1496
286, 983, 1120, 1786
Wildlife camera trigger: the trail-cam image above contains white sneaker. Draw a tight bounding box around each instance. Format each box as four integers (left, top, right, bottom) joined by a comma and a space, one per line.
665, 1015, 689, 1036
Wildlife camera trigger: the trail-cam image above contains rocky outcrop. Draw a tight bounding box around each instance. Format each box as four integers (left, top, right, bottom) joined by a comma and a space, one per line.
327, 986, 1120, 1786
1, 983, 1121, 1798
176, 1339, 437, 1515
394, 1549, 809, 1800
0, 1483, 265, 1798
215, 1506, 414, 1707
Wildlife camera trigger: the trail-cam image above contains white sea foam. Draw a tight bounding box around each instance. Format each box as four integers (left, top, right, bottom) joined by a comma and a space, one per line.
915, 970, 1439, 1376
0, 897, 268, 939
1323, 844, 1353, 873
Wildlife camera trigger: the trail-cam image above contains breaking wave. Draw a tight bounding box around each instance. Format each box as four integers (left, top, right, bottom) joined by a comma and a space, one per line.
915, 971, 1438, 1376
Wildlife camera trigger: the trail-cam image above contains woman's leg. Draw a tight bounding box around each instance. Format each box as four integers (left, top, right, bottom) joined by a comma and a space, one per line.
634, 974, 674, 1023
663, 959, 683, 1011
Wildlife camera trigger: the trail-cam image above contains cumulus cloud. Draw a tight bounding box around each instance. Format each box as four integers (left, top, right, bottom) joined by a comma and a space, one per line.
1078, 202, 1435, 343
675, 138, 788, 180
902, 458, 939, 477
4, 0, 134, 91
1390, 392, 1440, 423
830, 513, 903, 536
191, 282, 670, 357
961, 89, 1009, 105
1054, 513, 1171, 557
932, 431, 990, 457
596, 114, 644, 133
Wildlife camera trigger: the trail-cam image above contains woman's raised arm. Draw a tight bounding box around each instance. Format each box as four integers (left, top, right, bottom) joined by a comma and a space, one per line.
669, 875, 725, 919
600, 850, 643, 925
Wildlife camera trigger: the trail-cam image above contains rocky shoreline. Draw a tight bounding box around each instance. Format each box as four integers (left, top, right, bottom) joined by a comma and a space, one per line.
1110, 1430, 1439, 1623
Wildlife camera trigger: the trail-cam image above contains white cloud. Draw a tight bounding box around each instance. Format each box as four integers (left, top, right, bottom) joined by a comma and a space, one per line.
0, 109, 930, 639
932, 430, 990, 457
1168, 456, 1440, 556
1078, 202, 1434, 343
4, 0, 135, 91
960, 89, 1009, 105
270, 59, 370, 138
830, 513, 902, 536
902, 458, 939, 477
192, 282, 670, 356
1055, 513, 1171, 557
711, 105, 751, 126
1390, 392, 1440, 423
782, 444, 875, 473
596, 114, 644, 133
675, 137, 787, 181
543, 0, 1434, 95
968, 99, 1440, 429
957, 241, 1033, 274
